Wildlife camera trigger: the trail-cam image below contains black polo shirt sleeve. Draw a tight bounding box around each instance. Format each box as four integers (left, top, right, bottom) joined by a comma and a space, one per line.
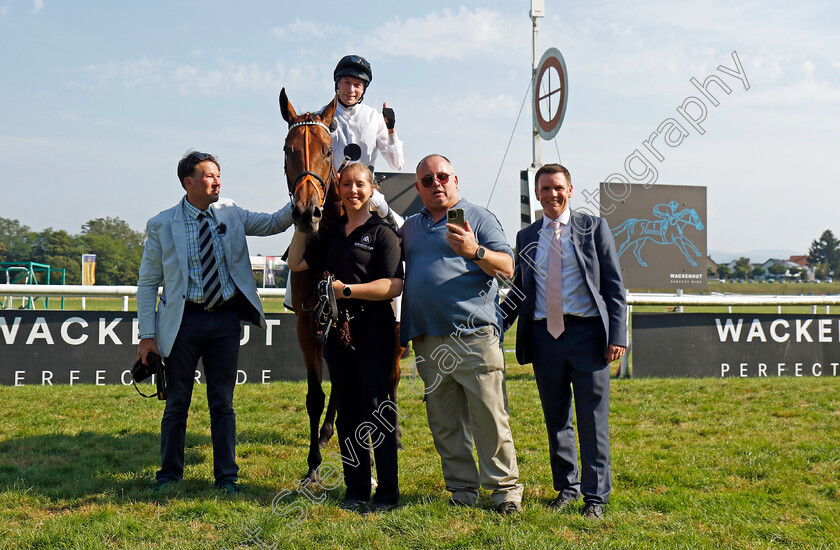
375, 225, 404, 280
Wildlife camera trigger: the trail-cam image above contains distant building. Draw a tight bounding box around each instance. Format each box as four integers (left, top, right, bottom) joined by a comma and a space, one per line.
761, 258, 814, 281
788, 255, 809, 267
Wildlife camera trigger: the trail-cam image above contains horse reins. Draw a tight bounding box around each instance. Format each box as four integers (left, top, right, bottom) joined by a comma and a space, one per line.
288, 113, 334, 208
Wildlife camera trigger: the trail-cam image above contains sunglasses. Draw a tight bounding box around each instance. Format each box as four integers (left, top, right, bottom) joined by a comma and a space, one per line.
182, 151, 211, 171
418, 172, 454, 188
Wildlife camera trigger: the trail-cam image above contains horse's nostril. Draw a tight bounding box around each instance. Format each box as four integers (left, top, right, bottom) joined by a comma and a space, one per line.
312, 206, 322, 220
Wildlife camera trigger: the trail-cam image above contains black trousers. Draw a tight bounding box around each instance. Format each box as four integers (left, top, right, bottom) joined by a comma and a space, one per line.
324, 317, 399, 505
531, 317, 611, 504
156, 304, 241, 485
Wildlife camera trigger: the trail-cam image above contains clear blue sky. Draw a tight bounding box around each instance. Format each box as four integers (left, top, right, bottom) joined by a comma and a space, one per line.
1, 0, 838, 259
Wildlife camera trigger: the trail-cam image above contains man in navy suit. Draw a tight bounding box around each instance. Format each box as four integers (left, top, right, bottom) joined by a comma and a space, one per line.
501, 163, 627, 519
136, 151, 293, 494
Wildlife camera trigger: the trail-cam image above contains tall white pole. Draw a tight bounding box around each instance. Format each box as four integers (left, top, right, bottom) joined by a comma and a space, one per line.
530, 1, 543, 168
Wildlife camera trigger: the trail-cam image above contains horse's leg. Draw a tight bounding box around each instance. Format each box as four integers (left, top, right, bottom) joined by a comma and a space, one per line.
390, 322, 404, 450
633, 239, 648, 267
683, 236, 702, 258
674, 239, 698, 265
319, 385, 336, 448
292, 269, 330, 485
299, 313, 325, 485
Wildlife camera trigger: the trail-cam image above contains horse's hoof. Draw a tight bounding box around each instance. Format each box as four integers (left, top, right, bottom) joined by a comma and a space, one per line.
302, 470, 319, 487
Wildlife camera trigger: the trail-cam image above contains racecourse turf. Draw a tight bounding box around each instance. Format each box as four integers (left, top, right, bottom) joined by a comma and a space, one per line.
1, 364, 839, 549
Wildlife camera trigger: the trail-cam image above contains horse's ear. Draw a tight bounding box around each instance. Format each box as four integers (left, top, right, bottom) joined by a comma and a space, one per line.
320, 95, 337, 128
279, 88, 297, 124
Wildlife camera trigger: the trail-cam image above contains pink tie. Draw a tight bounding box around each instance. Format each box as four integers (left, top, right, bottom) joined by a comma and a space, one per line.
546, 220, 565, 338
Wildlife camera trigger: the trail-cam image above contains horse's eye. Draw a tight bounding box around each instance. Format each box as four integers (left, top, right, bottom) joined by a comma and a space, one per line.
283, 146, 292, 157
324, 147, 332, 157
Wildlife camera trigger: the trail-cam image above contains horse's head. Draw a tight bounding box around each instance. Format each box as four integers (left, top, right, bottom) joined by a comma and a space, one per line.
279, 87, 338, 233
688, 209, 704, 231
677, 208, 704, 231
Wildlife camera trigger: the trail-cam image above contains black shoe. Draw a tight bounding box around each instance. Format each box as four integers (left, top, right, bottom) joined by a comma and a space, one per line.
340, 499, 366, 513
582, 502, 605, 520
217, 479, 241, 495
153, 480, 177, 492
495, 501, 522, 515
548, 494, 576, 511
366, 502, 399, 514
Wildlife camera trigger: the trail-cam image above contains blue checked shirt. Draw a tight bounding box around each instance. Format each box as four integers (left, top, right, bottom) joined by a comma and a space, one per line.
182, 198, 236, 305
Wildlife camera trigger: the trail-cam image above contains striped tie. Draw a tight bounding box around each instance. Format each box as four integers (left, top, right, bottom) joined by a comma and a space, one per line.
198, 213, 224, 310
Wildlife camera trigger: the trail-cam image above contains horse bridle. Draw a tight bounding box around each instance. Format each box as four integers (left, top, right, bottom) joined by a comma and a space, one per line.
287, 114, 335, 208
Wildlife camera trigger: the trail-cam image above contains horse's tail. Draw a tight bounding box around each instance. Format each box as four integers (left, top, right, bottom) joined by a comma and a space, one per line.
611, 218, 635, 238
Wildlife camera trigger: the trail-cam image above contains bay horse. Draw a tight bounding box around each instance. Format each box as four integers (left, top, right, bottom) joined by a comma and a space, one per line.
278, 88, 402, 485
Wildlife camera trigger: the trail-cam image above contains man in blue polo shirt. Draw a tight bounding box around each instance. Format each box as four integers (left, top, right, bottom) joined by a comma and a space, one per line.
401, 153, 523, 515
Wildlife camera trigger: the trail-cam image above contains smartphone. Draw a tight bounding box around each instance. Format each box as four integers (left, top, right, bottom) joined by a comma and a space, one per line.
447, 208, 465, 229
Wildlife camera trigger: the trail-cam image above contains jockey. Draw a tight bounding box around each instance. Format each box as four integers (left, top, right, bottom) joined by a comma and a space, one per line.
326, 54, 405, 227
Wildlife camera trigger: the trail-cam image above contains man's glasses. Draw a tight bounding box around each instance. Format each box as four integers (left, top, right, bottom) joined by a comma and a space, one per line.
418, 172, 454, 188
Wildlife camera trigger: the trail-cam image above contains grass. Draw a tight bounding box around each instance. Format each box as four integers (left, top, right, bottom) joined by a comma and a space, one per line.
2, 371, 839, 548
3, 285, 840, 547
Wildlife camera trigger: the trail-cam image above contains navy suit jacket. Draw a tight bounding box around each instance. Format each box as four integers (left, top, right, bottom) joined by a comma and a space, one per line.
501, 209, 627, 366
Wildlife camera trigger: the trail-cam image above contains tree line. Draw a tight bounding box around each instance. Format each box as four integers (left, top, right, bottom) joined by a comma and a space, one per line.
3, 217, 837, 286
0, 217, 145, 286
707, 229, 839, 281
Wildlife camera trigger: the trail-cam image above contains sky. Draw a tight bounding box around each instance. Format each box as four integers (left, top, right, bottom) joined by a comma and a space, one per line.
1, 0, 838, 262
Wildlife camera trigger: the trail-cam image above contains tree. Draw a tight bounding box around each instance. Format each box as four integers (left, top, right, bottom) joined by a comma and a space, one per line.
78, 217, 145, 285
808, 229, 840, 275
32, 228, 84, 284
767, 264, 787, 279
0, 217, 36, 262
751, 266, 765, 279
788, 266, 801, 279
717, 265, 731, 279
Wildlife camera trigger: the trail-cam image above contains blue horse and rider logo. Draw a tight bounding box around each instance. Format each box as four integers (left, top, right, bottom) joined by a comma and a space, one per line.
611, 201, 704, 267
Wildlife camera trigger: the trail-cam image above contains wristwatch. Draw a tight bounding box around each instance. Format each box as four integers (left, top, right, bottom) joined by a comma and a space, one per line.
472, 246, 486, 261
342, 285, 352, 297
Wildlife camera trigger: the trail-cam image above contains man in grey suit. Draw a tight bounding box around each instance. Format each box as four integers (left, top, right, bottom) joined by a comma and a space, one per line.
136, 151, 292, 494
501, 163, 627, 519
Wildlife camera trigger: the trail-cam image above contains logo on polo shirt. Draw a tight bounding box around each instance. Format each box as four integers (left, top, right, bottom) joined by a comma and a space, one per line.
354, 233, 374, 251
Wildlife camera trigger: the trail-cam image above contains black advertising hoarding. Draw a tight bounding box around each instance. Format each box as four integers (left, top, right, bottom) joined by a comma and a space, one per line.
377, 172, 425, 218
600, 183, 707, 290
633, 313, 840, 378
0, 311, 307, 386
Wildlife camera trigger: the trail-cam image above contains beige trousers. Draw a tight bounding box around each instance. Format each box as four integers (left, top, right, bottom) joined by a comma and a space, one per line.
414, 328, 523, 506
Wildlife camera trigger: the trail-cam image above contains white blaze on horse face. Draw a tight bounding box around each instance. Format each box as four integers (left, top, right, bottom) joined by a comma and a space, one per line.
337, 76, 365, 106
536, 172, 573, 220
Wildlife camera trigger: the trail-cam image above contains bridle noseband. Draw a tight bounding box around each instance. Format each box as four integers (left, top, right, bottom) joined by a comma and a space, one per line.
287, 114, 334, 208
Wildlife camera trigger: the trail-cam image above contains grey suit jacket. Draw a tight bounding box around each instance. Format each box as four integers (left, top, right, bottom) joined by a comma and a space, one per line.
501, 208, 627, 365
137, 197, 292, 357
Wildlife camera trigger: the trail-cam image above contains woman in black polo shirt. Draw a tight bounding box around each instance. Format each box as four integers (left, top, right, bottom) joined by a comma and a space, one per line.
287, 162, 403, 513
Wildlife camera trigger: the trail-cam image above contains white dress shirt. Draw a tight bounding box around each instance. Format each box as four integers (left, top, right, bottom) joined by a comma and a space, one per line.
533, 209, 599, 320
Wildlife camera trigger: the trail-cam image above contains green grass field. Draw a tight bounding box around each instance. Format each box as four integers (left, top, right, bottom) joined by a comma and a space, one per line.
3, 286, 840, 547
2, 371, 839, 549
